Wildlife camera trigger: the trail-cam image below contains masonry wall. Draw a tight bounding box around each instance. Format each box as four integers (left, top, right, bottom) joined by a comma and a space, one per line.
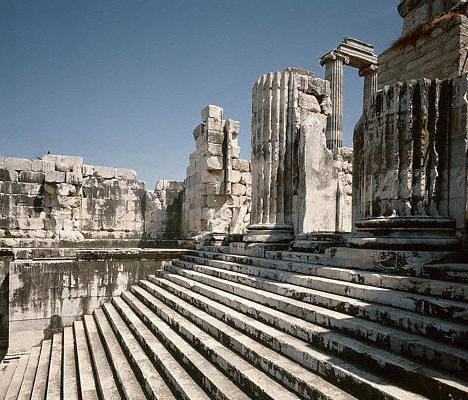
0, 154, 183, 242
379, 9, 468, 87
183, 105, 251, 241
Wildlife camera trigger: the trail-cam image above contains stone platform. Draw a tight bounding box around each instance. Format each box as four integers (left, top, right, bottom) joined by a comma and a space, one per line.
1, 245, 467, 399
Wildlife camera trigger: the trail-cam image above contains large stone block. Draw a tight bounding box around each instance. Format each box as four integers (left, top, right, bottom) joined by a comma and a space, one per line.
115, 168, 137, 180
19, 171, 45, 184
4, 157, 32, 172
66, 171, 83, 185
45, 171, 66, 184
232, 159, 250, 172
205, 156, 223, 171
94, 166, 115, 179
0, 169, 18, 182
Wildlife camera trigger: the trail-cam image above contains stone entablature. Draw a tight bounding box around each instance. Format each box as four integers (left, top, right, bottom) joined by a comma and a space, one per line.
352, 75, 468, 248
0, 154, 179, 241
182, 105, 251, 242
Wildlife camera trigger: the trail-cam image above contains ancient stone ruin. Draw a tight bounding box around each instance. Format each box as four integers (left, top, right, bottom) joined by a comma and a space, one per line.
1, 1, 467, 399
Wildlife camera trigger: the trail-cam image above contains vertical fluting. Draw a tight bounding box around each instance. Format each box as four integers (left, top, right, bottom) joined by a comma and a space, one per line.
270, 72, 280, 225
324, 55, 345, 150
262, 73, 273, 224
360, 65, 379, 111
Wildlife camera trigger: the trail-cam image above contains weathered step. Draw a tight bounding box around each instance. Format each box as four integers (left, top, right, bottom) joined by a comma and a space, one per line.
149, 273, 468, 400
125, 286, 308, 400
114, 294, 242, 400
17, 346, 41, 400
31, 339, 52, 400
5, 353, 30, 400
93, 308, 146, 400
137, 278, 430, 400
46, 333, 62, 400
175, 258, 468, 347
75, 320, 99, 400
127, 285, 357, 400
63, 326, 79, 400
423, 263, 468, 283
102, 301, 180, 400
170, 260, 468, 369
83, 314, 121, 399
190, 251, 468, 302
185, 253, 468, 322
0, 355, 21, 399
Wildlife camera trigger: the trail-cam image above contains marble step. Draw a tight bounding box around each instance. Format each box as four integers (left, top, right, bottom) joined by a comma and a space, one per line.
31, 339, 51, 400
4, 353, 30, 400
127, 285, 330, 400
423, 263, 468, 283
93, 308, 147, 400
62, 326, 79, 400
189, 251, 468, 302
83, 314, 121, 399
184, 254, 468, 323
173, 259, 468, 349
17, 346, 41, 400
137, 277, 428, 400
74, 320, 99, 400
114, 294, 242, 400
0, 354, 22, 400
148, 273, 468, 400
102, 302, 180, 400
46, 333, 62, 400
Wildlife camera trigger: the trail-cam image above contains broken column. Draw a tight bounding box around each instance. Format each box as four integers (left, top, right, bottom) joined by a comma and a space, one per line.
320, 51, 349, 150
351, 75, 468, 249
245, 68, 342, 242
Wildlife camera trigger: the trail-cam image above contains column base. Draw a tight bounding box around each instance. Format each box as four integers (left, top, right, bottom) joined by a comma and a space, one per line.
244, 224, 294, 243
350, 216, 460, 250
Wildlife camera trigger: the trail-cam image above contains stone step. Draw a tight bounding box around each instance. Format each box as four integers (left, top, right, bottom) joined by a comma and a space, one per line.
138, 277, 428, 400
17, 346, 41, 400
62, 326, 79, 400
102, 302, 180, 400
114, 294, 239, 400
189, 251, 468, 302
5, 353, 30, 400
169, 261, 468, 370
0, 355, 21, 399
126, 285, 315, 400
83, 314, 121, 399
149, 273, 468, 400
186, 253, 468, 323
74, 320, 99, 400
31, 339, 51, 400
127, 285, 358, 400
175, 258, 468, 347
423, 263, 468, 283
93, 308, 147, 400
46, 333, 62, 400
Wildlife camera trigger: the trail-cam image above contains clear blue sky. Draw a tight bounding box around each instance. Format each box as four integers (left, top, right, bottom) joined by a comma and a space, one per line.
1, 1, 401, 187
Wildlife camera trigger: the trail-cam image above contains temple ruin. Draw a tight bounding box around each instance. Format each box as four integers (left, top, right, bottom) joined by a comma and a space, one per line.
0, 1, 467, 399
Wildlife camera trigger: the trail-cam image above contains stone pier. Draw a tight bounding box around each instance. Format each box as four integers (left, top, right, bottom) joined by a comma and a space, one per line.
360, 64, 378, 110
351, 75, 468, 249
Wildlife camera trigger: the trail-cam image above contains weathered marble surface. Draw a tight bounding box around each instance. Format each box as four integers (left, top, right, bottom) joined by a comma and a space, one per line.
246, 69, 352, 243
353, 75, 468, 247
182, 106, 251, 242
0, 154, 184, 242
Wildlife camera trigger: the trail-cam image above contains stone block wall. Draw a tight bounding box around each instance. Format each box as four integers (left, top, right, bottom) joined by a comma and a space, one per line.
0, 154, 182, 242
379, 2, 468, 88
182, 105, 251, 241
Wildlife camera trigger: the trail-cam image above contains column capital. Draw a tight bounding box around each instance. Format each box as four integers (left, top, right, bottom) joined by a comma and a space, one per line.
320, 50, 350, 66
359, 63, 379, 77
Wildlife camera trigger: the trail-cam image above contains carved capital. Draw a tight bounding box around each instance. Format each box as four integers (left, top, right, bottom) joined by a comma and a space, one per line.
359, 63, 379, 77
320, 50, 350, 66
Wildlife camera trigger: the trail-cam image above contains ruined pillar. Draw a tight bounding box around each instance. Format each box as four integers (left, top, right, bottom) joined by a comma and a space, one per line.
351, 76, 468, 249
320, 51, 349, 150
245, 68, 333, 243
360, 64, 378, 110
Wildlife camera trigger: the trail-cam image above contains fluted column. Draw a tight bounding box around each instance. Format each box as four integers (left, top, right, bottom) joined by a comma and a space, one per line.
245, 69, 297, 243
360, 64, 378, 111
320, 51, 349, 150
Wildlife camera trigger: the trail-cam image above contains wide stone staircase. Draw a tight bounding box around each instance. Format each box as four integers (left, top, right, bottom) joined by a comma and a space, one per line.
2, 247, 468, 399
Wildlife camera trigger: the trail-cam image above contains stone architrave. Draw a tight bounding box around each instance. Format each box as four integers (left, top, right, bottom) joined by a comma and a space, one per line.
320, 38, 378, 149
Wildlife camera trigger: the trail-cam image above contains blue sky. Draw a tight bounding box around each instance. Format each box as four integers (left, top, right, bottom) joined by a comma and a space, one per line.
1, 1, 401, 187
